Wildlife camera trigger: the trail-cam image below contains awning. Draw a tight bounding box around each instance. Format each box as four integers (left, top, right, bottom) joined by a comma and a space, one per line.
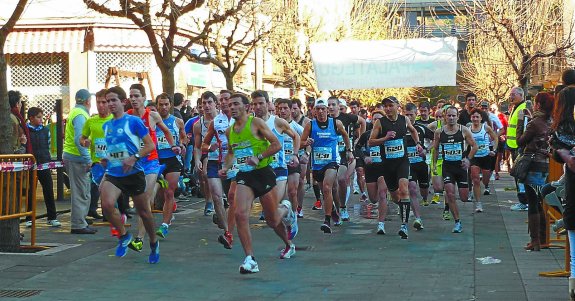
4, 28, 85, 54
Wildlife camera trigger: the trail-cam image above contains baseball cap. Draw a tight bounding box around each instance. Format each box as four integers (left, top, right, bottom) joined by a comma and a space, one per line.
480, 100, 489, 107
339, 99, 347, 107
382, 96, 399, 104
314, 99, 327, 107
75, 89, 93, 103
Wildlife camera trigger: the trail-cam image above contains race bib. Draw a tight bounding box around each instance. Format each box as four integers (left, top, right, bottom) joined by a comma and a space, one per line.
442, 143, 463, 161
407, 146, 423, 164
207, 137, 220, 161
107, 143, 130, 168
157, 134, 171, 150
227, 157, 239, 179
313, 146, 333, 165
284, 140, 294, 161
368, 146, 382, 163
337, 136, 345, 152
94, 138, 107, 159
476, 138, 489, 157
384, 138, 404, 159
234, 147, 255, 172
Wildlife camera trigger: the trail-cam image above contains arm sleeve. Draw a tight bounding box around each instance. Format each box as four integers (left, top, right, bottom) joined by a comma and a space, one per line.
517, 120, 535, 148
81, 118, 91, 138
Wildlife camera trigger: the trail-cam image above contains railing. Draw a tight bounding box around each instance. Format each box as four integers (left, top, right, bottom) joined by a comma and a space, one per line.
398, 24, 472, 39
0, 155, 37, 247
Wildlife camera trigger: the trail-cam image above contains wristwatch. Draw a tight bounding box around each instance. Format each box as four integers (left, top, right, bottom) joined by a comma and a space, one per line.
257, 154, 264, 160
134, 153, 141, 160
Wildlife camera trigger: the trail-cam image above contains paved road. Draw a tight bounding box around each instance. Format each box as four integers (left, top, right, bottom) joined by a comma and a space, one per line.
0, 173, 569, 300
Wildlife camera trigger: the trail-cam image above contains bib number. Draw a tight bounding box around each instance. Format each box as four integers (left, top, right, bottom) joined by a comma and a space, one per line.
442, 143, 463, 161
107, 143, 129, 168
234, 147, 255, 172
384, 139, 404, 159
313, 146, 333, 165
94, 138, 107, 159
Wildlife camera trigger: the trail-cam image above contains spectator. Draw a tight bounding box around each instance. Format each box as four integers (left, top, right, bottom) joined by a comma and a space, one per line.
517, 92, 553, 251
25, 107, 60, 228
562, 69, 575, 86
63, 89, 96, 234
9, 90, 31, 154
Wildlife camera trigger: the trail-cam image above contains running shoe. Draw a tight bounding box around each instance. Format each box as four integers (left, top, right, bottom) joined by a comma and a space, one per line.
218, 231, 233, 249
431, 194, 441, 204
442, 211, 452, 221
259, 211, 265, 221
280, 200, 296, 227
148, 241, 160, 264
204, 202, 214, 216
353, 189, 359, 195
452, 221, 463, 233
510, 203, 528, 211
321, 223, 332, 233
398, 224, 408, 239
483, 187, 491, 195
312, 199, 322, 210
239, 256, 259, 274
421, 199, 430, 206
116, 233, 133, 257
287, 217, 299, 240
332, 210, 342, 226
129, 237, 143, 252
279, 243, 296, 259
413, 218, 424, 230
475, 202, 484, 213
361, 192, 368, 202
47, 219, 61, 227
297, 207, 304, 218
377, 222, 386, 235
25, 221, 33, 228
156, 224, 169, 238
340, 208, 350, 221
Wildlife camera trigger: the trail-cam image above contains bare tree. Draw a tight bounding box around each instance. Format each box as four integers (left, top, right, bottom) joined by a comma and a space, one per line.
83, 0, 248, 96
0, 0, 28, 251
448, 0, 575, 91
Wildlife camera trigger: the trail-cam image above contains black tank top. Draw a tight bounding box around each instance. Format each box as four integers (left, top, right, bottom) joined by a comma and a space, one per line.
378, 115, 407, 160
439, 125, 465, 163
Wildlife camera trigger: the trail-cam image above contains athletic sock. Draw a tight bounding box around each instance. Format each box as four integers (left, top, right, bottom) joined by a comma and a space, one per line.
401, 199, 410, 224
444, 203, 450, 212
345, 186, 351, 206
455, 219, 460, 223
324, 215, 331, 225
313, 184, 321, 200
162, 223, 169, 228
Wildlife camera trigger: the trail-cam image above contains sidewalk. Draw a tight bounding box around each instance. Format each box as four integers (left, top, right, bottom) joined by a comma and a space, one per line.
0, 172, 569, 301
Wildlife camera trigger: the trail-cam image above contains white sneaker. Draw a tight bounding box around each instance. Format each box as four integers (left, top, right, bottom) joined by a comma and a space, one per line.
279, 244, 296, 259
413, 218, 424, 230
280, 200, 296, 226
47, 220, 61, 227
377, 222, 386, 235
475, 202, 484, 213
239, 256, 259, 274
25, 221, 32, 228
510, 203, 528, 211
340, 208, 350, 221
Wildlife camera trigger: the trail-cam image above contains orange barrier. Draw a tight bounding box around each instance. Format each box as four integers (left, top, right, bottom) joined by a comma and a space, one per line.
539, 187, 569, 277
0, 155, 37, 247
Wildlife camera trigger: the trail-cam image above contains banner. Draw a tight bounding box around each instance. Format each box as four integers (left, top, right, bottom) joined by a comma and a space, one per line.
310, 37, 458, 90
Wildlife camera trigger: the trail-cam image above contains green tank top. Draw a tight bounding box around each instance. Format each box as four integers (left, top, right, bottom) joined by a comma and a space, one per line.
229, 116, 271, 171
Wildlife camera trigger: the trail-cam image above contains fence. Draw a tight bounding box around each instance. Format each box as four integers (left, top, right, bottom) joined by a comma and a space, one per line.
0, 155, 37, 247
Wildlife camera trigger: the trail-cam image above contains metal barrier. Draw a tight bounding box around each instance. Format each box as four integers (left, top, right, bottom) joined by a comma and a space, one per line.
0, 155, 37, 247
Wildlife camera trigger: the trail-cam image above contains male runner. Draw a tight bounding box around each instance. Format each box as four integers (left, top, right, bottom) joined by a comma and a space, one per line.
155, 93, 187, 234
428, 106, 449, 218
369, 96, 423, 239
194, 94, 218, 216
127, 84, 178, 249
219, 93, 297, 274
251, 91, 300, 238
349, 100, 368, 201
301, 99, 353, 233
291, 98, 311, 217
97, 86, 159, 263
431, 106, 478, 233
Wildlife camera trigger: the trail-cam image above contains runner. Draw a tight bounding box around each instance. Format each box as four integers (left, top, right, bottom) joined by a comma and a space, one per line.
428, 106, 449, 218
251, 91, 300, 238
127, 84, 177, 250
354, 111, 390, 234
276, 98, 305, 219
327, 96, 365, 222
291, 98, 311, 217
404, 103, 435, 230
96, 86, 159, 263
468, 108, 498, 212
219, 93, 297, 274
349, 100, 368, 201
155, 93, 187, 234
431, 106, 478, 233
301, 99, 353, 233
369, 97, 423, 239
193, 94, 217, 216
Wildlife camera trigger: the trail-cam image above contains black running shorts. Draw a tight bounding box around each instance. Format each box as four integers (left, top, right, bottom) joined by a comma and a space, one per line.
159, 156, 183, 176
312, 162, 338, 183
236, 166, 277, 198
442, 162, 469, 188
104, 172, 146, 197
409, 161, 430, 189
382, 158, 410, 192
470, 156, 492, 171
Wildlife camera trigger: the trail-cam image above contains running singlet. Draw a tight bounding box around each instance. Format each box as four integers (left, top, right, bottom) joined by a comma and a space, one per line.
213, 113, 231, 162
440, 125, 465, 163
378, 115, 408, 160
201, 116, 220, 161
356, 130, 382, 163
406, 123, 434, 164
229, 116, 271, 172
156, 114, 179, 159
335, 113, 358, 154
266, 115, 286, 169
471, 123, 490, 157
103, 114, 149, 177
128, 108, 158, 161
285, 120, 303, 163
184, 115, 200, 143
310, 117, 339, 170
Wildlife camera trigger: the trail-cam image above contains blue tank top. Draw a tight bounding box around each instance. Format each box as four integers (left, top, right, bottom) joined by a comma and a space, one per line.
103, 114, 149, 177
471, 123, 490, 158
266, 115, 286, 169
156, 114, 180, 159
311, 118, 339, 171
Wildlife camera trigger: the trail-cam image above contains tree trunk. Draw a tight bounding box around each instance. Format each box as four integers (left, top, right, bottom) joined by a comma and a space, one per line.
160, 62, 176, 97
225, 72, 234, 91
0, 46, 20, 251
519, 56, 531, 93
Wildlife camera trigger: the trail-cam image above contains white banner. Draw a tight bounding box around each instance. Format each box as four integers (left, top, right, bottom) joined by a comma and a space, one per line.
310, 37, 458, 90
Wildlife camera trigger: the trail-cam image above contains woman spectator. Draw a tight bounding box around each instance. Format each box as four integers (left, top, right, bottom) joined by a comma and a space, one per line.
9, 90, 31, 154
518, 92, 554, 251
549, 86, 575, 300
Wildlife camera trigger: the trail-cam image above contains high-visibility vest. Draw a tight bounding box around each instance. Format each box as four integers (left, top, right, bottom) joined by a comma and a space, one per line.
63, 106, 90, 156
506, 102, 526, 149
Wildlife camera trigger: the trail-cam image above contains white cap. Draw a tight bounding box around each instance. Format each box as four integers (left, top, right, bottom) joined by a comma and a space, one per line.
314, 99, 327, 107
339, 99, 347, 107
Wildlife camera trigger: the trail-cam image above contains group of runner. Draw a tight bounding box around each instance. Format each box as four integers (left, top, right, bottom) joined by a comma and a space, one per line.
88, 86, 504, 274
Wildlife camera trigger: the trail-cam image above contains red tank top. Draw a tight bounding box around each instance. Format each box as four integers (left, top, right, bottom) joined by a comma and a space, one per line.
128, 108, 158, 160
